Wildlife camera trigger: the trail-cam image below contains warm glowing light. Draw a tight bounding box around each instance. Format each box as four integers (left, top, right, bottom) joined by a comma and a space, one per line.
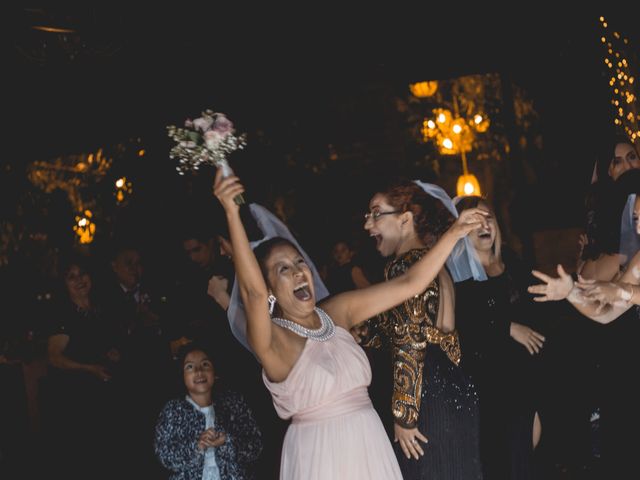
114, 176, 133, 204
437, 113, 446, 123
452, 124, 463, 134
409, 81, 439, 98
464, 182, 475, 195
456, 174, 482, 197
442, 138, 453, 149
427, 119, 436, 129
138, 149, 145, 157
32, 25, 76, 33
73, 210, 96, 244
474, 114, 483, 124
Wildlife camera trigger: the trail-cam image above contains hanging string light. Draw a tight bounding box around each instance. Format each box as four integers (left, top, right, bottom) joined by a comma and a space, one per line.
114, 176, 132, 204
599, 16, 639, 142
417, 82, 487, 196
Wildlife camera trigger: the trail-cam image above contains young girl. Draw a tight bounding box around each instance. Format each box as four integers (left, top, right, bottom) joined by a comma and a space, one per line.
154, 342, 262, 480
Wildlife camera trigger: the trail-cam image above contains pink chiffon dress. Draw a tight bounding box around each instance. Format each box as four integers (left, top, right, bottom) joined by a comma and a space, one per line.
263, 326, 403, 479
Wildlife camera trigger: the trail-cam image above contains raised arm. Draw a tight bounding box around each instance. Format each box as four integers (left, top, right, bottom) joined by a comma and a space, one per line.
574, 250, 640, 321
528, 262, 636, 324
323, 208, 488, 329
212, 171, 275, 365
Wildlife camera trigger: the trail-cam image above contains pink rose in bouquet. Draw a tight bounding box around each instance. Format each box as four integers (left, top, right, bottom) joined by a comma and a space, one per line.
167, 109, 246, 204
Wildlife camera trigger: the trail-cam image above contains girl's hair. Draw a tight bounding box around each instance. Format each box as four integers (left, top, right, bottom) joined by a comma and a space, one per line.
377, 178, 454, 248
456, 196, 502, 259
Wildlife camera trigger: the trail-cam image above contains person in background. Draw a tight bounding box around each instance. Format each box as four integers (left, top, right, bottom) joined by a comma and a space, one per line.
455, 195, 544, 480
155, 341, 262, 480
358, 178, 485, 479
324, 239, 371, 294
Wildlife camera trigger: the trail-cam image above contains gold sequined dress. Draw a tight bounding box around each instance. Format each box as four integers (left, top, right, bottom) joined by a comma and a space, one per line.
361, 248, 483, 479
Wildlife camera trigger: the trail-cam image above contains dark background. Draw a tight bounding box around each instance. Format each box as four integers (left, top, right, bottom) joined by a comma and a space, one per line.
2, 6, 638, 268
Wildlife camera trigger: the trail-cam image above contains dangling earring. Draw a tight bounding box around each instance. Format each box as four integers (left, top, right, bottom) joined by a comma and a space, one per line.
267, 294, 277, 316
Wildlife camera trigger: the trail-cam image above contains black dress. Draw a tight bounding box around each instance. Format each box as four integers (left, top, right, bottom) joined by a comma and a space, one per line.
455, 249, 539, 480
361, 249, 483, 480
599, 304, 640, 477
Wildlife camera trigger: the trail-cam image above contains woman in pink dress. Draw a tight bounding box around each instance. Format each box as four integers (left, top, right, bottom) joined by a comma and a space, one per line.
213, 169, 487, 479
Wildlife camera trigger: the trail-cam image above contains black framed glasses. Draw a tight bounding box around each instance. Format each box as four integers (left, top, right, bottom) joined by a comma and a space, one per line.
364, 210, 401, 222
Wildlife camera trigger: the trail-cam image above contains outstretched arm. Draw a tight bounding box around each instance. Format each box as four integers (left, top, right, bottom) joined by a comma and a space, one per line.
213, 171, 278, 369
528, 263, 635, 324
574, 250, 640, 320
323, 208, 488, 329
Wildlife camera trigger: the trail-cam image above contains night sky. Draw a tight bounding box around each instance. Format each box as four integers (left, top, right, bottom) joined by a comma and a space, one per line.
3, 7, 638, 266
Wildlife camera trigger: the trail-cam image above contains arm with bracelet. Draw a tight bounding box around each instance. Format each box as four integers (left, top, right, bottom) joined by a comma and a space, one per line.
528, 251, 640, 324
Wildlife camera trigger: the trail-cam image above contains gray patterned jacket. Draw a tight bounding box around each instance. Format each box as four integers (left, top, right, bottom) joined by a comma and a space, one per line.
154, 389, 262, 480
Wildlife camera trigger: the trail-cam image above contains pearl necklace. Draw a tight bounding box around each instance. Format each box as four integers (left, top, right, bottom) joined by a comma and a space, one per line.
271, 307, 336, 342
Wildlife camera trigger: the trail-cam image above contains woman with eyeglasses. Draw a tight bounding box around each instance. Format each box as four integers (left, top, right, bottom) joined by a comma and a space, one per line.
212, 169, 487, 480
358, 178, 484, 479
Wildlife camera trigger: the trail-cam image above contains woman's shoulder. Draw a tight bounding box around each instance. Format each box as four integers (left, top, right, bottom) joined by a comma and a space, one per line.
386, 248, 428, 276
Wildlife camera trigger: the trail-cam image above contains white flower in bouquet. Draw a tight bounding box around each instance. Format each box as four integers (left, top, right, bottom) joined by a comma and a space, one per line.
167, 109, 246, 203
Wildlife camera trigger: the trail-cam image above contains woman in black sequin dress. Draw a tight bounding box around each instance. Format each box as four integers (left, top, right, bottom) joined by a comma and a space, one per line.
357, 179, 483, 480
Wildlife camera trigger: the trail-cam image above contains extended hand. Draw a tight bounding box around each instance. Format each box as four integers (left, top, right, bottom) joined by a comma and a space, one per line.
510, 322, 545, 354
576, 279, 625, 306
449, 208, 490, 239
528, 264, 574, 302
394, 424, 428, 460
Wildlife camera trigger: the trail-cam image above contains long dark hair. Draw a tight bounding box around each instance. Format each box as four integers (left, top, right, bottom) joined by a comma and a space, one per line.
583, 168, 640, 260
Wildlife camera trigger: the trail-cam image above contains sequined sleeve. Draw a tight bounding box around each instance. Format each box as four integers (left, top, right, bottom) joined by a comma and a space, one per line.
384, 249, 461, 429
354, 314, 386, 349
387, 285, 434, 428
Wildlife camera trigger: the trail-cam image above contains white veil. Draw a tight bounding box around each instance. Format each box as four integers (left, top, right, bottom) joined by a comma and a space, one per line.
619, 193, 640, 268
226, 203, 330, 353
414, 180, 487, 282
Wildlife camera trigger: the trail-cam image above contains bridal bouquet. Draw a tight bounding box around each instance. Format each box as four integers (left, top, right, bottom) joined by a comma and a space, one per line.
167, 109, 246, 204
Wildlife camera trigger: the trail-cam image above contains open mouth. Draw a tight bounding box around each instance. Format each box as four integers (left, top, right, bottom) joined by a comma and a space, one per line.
194, 378, 208, 384
293, 282, 312, 301
370, 233, 382, 248
478, 230, 491, 239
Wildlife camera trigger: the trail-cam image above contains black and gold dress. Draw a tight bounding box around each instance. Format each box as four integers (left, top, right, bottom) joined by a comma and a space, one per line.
361, 249, 483, 479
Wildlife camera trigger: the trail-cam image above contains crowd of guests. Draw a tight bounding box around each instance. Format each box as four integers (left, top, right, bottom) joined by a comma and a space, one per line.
0, 132, 638, 479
